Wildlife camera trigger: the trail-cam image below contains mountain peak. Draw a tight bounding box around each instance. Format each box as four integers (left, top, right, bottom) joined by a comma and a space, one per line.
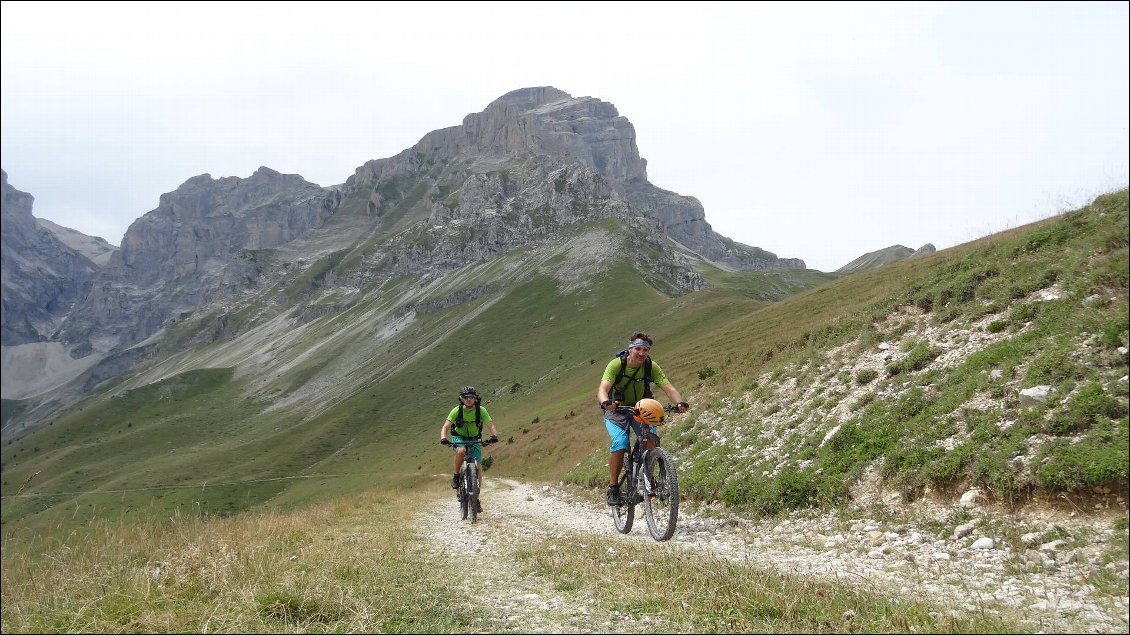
488, 86, 573, 110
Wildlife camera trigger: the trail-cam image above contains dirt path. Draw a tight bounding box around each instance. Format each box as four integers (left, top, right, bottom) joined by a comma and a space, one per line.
417, 478, 676, 633
418, 477, 1128, 633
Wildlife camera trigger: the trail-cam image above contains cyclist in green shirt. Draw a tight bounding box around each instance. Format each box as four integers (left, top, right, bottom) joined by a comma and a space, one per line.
596, 332, 689, 506
439, 386, 499, 490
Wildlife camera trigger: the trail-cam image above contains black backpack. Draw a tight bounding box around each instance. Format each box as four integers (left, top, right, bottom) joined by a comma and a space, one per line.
453, 398, 482, 437
610, 349, 653, 402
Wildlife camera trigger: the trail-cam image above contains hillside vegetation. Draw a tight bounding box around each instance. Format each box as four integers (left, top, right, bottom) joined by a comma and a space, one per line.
1, 190, 1126, 634
2, 191, 1126, 534
593, 189, 1128, 517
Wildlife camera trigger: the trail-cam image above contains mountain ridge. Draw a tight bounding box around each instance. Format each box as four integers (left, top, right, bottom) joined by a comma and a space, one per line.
2, 90, 1124, 548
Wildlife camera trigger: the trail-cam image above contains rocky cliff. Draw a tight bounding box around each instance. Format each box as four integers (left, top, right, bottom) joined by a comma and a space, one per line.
1, 170, 102, 346
348, 87, 803, 272
57, 167, 342, 357
2, 87, 810, 432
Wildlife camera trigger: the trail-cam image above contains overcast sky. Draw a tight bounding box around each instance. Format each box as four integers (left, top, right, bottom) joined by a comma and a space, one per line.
2, 1, 1127, 272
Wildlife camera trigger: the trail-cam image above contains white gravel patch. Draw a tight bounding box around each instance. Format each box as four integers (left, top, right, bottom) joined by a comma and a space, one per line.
418, 477, 1129, 634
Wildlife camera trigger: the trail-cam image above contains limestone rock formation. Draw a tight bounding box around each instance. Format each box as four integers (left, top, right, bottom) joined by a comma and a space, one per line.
1, 170, 101, 345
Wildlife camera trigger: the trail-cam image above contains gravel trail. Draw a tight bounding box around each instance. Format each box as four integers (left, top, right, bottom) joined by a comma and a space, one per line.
419, 477, 1128, 633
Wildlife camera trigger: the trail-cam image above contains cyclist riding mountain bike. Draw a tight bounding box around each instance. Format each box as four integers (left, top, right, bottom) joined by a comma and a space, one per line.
440, 386, 499, 491
597, 332, 689, 506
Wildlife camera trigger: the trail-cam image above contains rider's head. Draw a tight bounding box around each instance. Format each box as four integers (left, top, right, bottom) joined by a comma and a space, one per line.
458, 386, 479, 402
627, 332, 652, 360
633, 398, 665, 425
629, 332, 653, 348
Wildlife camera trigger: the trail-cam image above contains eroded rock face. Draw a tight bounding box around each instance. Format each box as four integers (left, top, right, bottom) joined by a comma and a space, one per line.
4, 87, 803, 426
60, 167, 342, 355
67, 87, 803, 359
348, 87, 804, 272
117, 167, 338, 287
1, 170, 101, 345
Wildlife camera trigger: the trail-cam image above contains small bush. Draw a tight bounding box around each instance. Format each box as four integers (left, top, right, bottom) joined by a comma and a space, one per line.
1100, 312, 1129, 349
887, 342, 941, 376
1048, 382, 1128, 435
855, 369, 879, 385
1009, 302, 1039, 323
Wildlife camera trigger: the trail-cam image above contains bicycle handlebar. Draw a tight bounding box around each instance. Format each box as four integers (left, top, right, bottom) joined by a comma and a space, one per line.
610, 403, 682, 416
441, 438, 498, 447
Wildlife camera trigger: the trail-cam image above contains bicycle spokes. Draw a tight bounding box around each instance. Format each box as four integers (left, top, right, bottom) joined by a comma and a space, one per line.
641, 448, 679, 541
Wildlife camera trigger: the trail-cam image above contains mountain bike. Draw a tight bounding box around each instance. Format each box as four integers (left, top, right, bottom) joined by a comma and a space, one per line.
609, 404, 680, 541
442, 438, 496, 523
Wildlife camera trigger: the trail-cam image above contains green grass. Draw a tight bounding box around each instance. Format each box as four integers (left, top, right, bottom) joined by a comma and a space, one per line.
0, 488, 479, 633
1, 181, 1127, 632
659, 189, 1129, 514
0, 483, 1054, 634
514, 534, 1027, 633
3, 190, 1127, 537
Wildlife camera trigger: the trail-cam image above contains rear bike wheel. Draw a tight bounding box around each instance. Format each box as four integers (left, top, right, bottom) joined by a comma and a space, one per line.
611, 467, 635, 534
641, 447, 679, 541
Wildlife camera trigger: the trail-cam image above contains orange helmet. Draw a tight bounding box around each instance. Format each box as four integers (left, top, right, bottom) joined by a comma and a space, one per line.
633, 398, 665, 425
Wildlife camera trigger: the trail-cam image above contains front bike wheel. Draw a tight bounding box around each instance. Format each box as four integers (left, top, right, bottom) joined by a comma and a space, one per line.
611, 470, 635, 534
465, 462, 480, 523
641, 447, 679, 541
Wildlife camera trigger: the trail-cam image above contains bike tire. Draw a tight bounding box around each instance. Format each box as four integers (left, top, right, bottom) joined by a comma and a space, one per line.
611, 469, 635, 534
466, 462, 480, 523
641, 447, 679, 541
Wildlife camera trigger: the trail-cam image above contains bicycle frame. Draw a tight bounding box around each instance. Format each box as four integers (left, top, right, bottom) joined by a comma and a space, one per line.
446, 438, 492, 522
622, 418, 657, 505
609, 404, 680, 541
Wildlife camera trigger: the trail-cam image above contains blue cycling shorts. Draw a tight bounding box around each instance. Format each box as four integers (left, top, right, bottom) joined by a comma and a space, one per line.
450, 435, 482, 462
604, 417, 658, 453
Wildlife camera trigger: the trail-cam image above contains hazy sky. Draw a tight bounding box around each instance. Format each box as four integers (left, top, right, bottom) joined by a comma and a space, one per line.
2, 1, 1127, 272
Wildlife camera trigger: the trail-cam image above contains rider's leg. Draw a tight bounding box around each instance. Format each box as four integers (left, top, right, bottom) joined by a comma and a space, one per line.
453, 447, 466, 487
642, 427, 659, 495
608, 449, 625, 487
604, 418, 630, 505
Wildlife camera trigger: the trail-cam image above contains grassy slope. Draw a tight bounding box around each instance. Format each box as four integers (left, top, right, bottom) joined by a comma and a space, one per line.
0, 222, 775, 530
3, 191, 1127, 536
633, 190, 1129, 513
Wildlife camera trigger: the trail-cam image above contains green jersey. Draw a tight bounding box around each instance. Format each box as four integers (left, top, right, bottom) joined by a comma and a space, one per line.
446, 404, 492, 437
602, 357, 669, 405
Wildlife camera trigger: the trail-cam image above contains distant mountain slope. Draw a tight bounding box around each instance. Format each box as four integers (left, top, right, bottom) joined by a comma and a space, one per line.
36, 218, 117, 267
2, 87, 813, 437
0, 170, 101, 347
836, 243, 936, 274
2, 189, 1124, 535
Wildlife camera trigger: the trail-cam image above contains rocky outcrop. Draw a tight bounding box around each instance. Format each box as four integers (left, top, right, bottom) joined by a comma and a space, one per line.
2, 88, 802, 428
1, 170, 101, 345
348, 87, 804, 272
913, 243, 936, 257
58, 167, 342, 354
37, 218, 117, 267
116, 167, 339, 287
